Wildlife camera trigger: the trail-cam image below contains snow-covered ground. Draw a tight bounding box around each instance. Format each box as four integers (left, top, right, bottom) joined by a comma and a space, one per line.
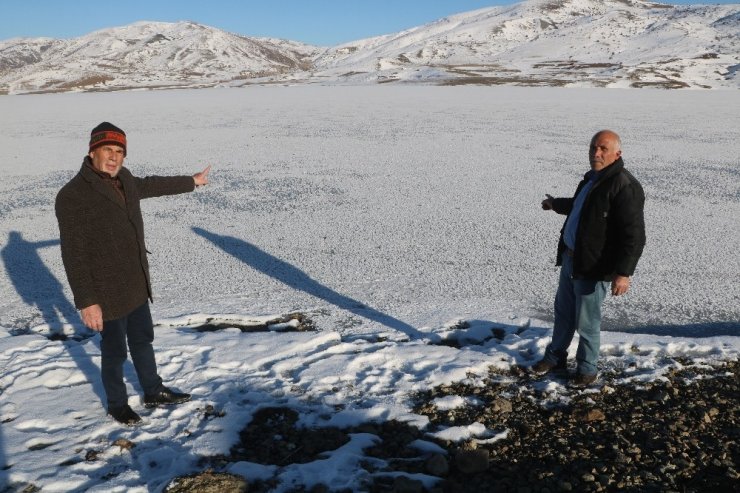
0, 86, 738, 491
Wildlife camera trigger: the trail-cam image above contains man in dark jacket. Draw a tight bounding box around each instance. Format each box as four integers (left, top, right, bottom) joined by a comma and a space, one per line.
532, 130, 645, 386
56, 122, 211, 424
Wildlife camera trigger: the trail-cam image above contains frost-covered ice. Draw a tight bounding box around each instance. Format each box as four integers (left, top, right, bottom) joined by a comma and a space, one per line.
0, 86, 738, 491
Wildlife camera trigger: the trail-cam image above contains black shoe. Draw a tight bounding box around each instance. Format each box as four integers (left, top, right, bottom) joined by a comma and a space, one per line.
108, 404, 142, 425
143, 387, 191, 408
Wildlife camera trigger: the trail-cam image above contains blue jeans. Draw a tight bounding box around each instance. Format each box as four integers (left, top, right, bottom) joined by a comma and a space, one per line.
100, 302, 164, 408
543, 254, 609, 376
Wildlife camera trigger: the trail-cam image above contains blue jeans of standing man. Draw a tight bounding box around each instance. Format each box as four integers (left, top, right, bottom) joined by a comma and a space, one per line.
100, 302, 165, 408
543, 253, 609, 376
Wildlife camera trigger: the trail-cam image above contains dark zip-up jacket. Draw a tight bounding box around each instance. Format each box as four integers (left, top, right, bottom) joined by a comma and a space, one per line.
55, 157, 195, 320
551, 158, 645, 280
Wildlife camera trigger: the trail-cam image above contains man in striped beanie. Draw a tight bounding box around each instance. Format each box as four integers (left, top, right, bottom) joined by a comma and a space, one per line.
56, 121, 211, 425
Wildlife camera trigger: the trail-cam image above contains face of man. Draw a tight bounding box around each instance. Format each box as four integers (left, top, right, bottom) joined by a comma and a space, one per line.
589, 131, 622, 172
89, 145, 125, 177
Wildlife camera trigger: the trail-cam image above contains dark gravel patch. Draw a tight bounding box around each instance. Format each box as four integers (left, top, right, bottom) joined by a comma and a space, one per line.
412, 358, 739, 493
176, 358, 738, 493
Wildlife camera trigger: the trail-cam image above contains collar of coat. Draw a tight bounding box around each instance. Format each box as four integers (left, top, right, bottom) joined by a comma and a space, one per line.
584, 157, 624, 184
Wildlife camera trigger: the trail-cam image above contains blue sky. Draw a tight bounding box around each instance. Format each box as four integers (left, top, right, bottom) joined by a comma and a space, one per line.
0, 0, 735, 46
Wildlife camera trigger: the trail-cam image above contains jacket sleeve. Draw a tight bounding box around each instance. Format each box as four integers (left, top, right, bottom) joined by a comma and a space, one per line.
55, 189, 98, 310
612, 181, 646, 276
553, 177, 590, 215
552, 197, 574, 216
135, 175, 195, 199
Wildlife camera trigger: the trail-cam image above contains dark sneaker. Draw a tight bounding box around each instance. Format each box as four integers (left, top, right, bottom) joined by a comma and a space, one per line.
531, 358, 567, 375
570, 372, 598, 388
143, 388, 191, 408
108, 404, 142, 425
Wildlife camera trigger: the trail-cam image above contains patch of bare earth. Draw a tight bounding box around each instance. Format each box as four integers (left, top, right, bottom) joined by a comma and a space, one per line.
441, 76, 570, 87
167, 358, 737, 493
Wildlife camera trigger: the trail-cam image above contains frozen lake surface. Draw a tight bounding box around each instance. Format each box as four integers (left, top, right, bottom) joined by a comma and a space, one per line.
1, 86, 738, 334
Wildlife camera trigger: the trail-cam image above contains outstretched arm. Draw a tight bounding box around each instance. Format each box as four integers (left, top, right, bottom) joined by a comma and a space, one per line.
542, 193, 573, 215
193, 165, 211, 187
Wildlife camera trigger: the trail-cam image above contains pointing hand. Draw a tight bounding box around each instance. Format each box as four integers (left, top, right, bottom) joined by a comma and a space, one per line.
193, 165, 211, 187
542, 194, 554, 210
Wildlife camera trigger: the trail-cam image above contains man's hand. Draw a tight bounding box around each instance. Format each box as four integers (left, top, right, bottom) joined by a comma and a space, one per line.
541, 194, 554, 210
81, 304, 104, 331
193, 165, 211, 187
611, 275, 631, 296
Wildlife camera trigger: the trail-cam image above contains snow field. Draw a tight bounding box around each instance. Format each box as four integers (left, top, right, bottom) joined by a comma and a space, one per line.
0, 85, 738, 491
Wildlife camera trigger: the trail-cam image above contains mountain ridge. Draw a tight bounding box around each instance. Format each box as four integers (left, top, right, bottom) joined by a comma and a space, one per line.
0, 20, 320, 94
1, 0, 738, 93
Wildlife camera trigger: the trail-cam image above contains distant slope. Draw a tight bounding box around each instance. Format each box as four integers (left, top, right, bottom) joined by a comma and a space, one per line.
0, 21, 320, 94
1, 0, 738, 93
312, 0, 740, 88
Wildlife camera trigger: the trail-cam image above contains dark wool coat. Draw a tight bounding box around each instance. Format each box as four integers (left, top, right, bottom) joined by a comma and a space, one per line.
56, 157, 195, 320
551, 158, 646, 280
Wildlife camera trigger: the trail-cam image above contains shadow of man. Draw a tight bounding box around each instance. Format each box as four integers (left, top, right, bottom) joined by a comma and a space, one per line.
1, 231, 105, 405
2, 231, 82, 333
192, 227, 431, 341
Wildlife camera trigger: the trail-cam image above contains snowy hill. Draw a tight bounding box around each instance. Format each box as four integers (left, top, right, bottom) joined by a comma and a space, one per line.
0, 21, 320, 94
313, 0, 740, 88
1, 0, 739, 92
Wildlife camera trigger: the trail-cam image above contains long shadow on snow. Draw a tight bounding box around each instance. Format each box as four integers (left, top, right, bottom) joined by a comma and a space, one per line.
534, 307, 738, 338
192, 227, 427, 341
1, 231, 106, 406
37, 423, 203, 492
3, 231, 77, 333
609, 321, 739, 338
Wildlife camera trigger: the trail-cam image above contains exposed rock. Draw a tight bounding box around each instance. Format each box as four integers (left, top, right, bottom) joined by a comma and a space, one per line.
391, 475, 424, 493
84, 450, 100, 462
575, 408, 606, 422
165, 471, 247, 493
425, 453, 449, 477
112, 438, 135, 451
454, 449, 490, 474
491, 397, 513, 414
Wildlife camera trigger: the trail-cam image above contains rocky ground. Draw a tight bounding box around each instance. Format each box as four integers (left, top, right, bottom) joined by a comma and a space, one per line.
167, 358, 738, 493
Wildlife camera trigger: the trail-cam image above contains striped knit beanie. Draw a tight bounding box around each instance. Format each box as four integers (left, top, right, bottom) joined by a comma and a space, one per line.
89, 122, 127, 156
